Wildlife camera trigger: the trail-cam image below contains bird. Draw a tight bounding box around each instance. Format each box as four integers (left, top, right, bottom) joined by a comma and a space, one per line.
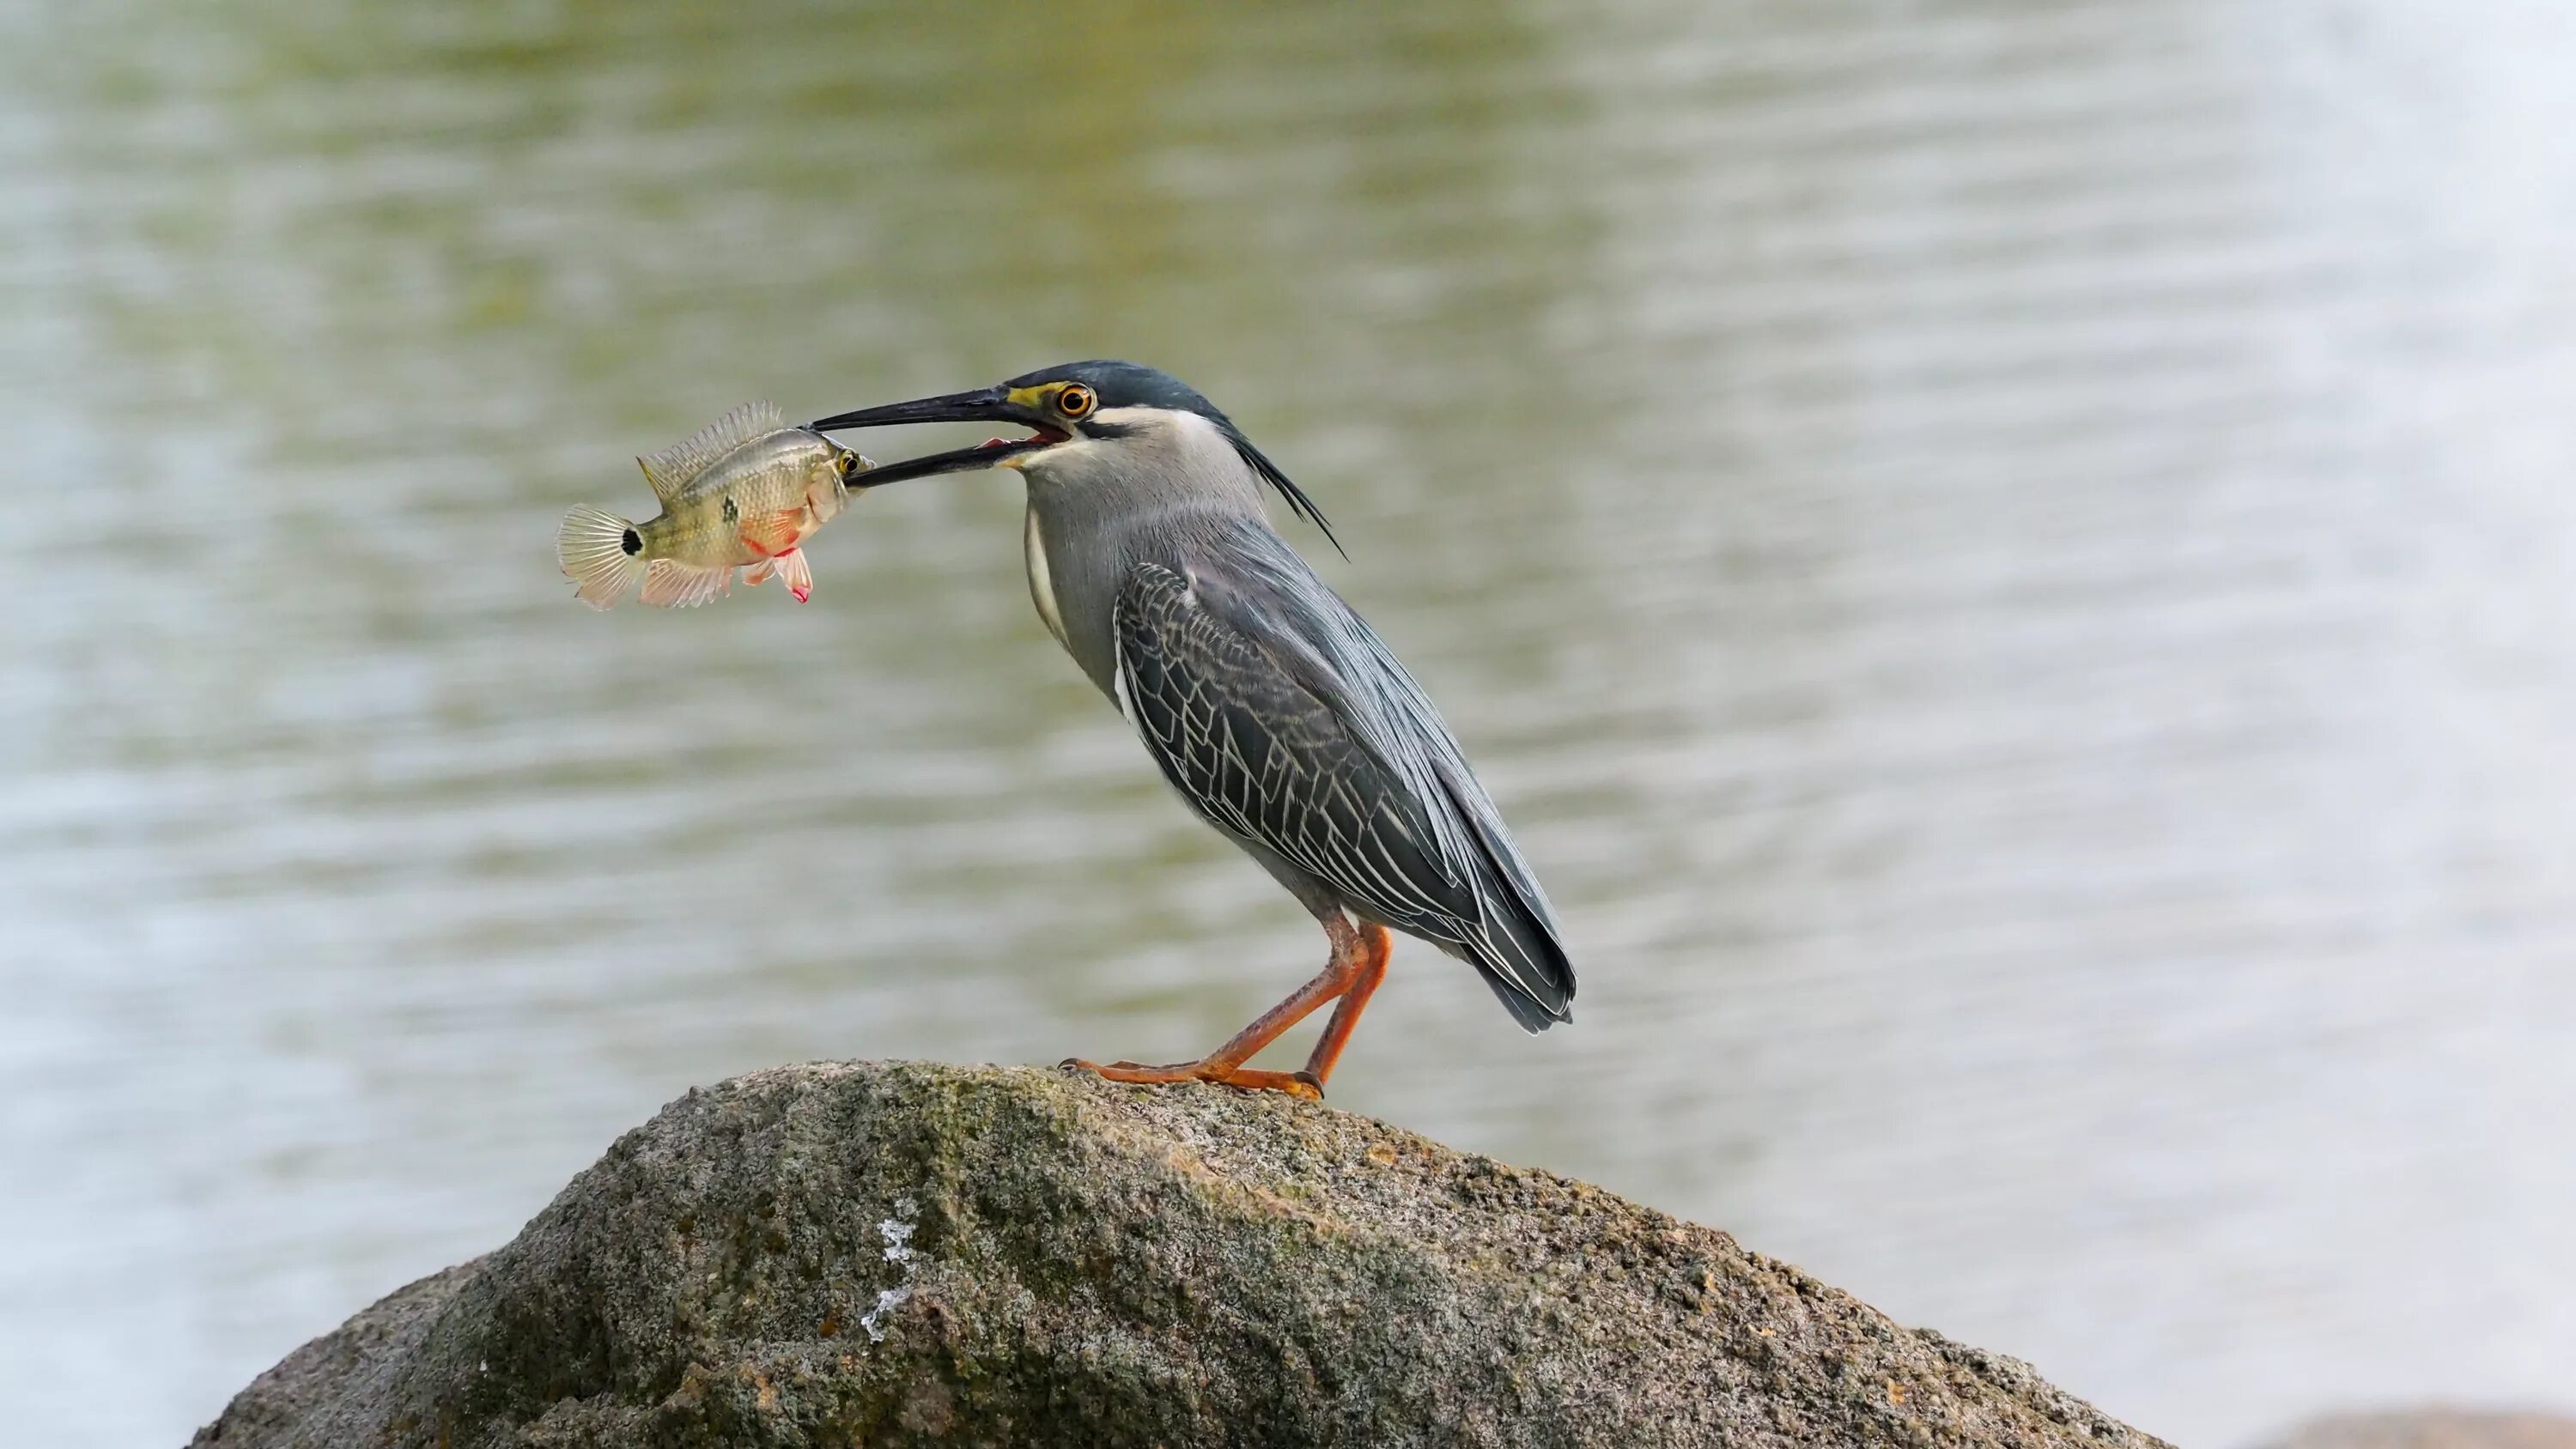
810, 361, 1572, 1099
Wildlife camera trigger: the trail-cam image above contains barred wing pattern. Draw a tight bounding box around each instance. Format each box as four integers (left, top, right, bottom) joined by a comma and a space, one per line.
1112, 557, 1572, 1030
1198, 520, 1571, 976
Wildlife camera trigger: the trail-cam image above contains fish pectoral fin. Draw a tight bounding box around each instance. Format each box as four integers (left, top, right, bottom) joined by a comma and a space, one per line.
736, 508, 805, 557
641, 557, 735, 608
774, 548, 813, 603
742, 558, 775, 586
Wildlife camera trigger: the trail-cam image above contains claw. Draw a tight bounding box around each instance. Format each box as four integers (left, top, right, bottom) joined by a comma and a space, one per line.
1269, 1073, 1323, 1101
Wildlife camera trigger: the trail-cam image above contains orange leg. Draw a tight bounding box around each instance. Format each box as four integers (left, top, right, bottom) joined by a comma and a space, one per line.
1067, 914, 1384, 1100
1300, 923, 1390, 1088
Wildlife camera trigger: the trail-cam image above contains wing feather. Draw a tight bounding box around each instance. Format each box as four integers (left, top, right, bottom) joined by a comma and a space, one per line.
1188, 524, 1575, 1024
1114, 550, 1572, 1028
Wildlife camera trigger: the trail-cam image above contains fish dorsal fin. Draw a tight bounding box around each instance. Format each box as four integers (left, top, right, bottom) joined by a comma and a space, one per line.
636, 401, 785, 501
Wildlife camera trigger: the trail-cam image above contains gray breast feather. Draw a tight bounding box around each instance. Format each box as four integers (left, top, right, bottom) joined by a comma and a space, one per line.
1111, 533, 1573, 1030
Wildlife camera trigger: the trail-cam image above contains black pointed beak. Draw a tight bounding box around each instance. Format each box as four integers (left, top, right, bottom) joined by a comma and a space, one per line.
808, 385, 1058, 485
810, 385, 1016, 432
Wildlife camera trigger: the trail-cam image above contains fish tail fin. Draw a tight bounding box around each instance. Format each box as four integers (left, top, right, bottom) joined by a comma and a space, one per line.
557, 504, 647, 609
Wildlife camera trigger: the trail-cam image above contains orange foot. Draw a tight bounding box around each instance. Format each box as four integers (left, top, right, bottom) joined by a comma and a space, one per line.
1062, 1058, 1322, 1100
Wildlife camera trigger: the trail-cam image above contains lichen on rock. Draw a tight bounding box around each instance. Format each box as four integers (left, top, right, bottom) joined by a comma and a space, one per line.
192, 1060, 2172, 1448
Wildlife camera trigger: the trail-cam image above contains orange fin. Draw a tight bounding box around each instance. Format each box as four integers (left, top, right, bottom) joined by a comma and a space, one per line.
775, 548, 813, 603
743, 557, 775, 587
737, 509, 805, 557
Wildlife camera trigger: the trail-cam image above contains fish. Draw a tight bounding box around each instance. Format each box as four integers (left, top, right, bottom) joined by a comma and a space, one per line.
556, 402, 870, 609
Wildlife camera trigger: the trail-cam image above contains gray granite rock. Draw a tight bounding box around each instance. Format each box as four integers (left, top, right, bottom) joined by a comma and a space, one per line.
192, 1060, 2172, 1448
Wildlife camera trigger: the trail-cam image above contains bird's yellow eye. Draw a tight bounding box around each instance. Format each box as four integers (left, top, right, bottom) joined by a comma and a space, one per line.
1056, 384, 1096, 420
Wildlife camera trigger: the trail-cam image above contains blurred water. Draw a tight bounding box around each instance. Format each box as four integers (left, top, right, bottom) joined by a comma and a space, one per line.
3, 2, 2574, 1444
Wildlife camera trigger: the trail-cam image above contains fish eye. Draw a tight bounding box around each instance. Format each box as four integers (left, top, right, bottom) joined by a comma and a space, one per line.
1056, 384, 1096, 420
833, 449, 860, 478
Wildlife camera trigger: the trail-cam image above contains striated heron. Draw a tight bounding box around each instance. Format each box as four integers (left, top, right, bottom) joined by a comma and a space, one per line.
811, 361, 1573, 1098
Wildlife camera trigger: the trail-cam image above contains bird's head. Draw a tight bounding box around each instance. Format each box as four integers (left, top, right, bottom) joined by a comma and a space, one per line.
810, 361, 1338, 550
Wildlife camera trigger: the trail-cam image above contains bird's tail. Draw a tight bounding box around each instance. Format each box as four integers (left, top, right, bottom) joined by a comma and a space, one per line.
558, 505, 646, 609
1467, 898, 1576, 1033
1424, 858, 1574, 1034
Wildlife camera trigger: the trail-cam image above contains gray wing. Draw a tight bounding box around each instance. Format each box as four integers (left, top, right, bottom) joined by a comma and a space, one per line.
1113, 543, 1573, 1030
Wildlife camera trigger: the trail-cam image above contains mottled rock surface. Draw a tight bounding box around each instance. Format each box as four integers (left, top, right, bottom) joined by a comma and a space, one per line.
193, 1061, 2169, 1448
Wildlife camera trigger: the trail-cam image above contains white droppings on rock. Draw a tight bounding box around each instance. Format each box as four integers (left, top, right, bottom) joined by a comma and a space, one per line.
859, 1285, 911, 1343
857, 1195, 923, 1342
878, 1197, 917, 1265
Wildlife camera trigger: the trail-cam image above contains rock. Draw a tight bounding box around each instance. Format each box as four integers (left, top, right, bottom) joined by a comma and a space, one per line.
193, 1061, 2170, 1448
2257, 1411, 2576, 1449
